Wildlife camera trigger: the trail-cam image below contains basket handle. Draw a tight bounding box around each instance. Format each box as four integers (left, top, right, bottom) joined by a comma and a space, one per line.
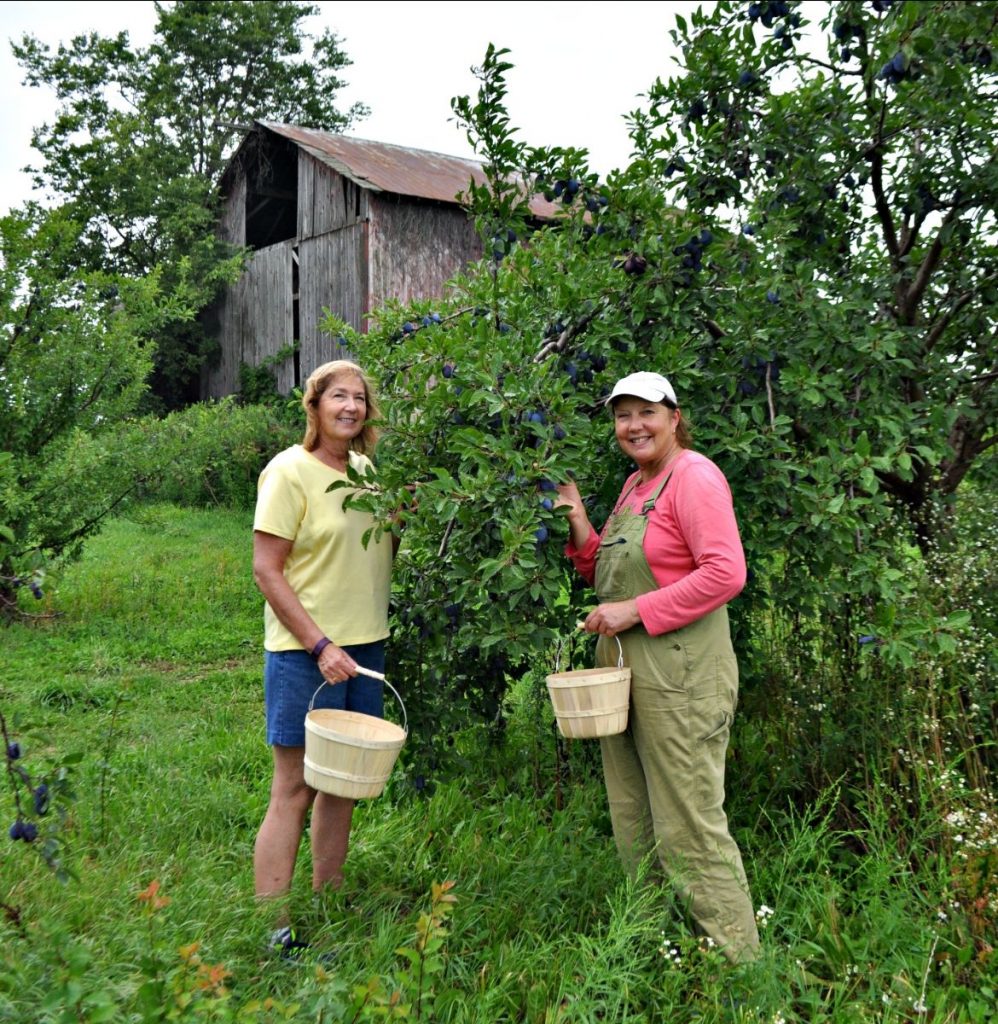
308, 667, 408, 735
556, 633, 624, 672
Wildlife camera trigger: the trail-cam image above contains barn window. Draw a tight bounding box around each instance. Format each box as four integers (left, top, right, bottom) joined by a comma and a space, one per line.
244, 133, 298, 250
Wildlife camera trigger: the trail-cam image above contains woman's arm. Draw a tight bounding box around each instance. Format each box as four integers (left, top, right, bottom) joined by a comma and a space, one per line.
633, 462, 746, 635
555, 481, 603, 587
557, 479, 640, 634
252, 530, 359, 681
554, 480, 596, 551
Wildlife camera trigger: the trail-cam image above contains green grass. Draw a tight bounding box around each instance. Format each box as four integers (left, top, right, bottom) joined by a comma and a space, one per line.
1, 506, 995, 1022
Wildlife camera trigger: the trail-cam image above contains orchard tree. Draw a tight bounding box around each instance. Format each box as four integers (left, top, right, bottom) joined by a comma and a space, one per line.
321, 9, 995, 773
0, 204, 190, 617
628, 0, 997, 554
13, 0, 368, 408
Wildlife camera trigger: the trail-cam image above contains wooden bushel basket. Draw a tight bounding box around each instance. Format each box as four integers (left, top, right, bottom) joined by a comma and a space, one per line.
304, 670, 407, 800
545, 636, 631, 739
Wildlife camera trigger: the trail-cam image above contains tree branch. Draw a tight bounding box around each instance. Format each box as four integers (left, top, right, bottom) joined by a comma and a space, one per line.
923, 289, 976, 354
899, 201, 962, 325
868, 150, 900, 263
533, 299, 606, 363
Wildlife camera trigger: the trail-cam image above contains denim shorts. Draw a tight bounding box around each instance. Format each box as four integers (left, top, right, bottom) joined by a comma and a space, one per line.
263, 640, 386, 747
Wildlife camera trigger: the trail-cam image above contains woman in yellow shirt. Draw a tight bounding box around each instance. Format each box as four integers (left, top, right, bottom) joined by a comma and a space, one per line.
252, 359, 393, 957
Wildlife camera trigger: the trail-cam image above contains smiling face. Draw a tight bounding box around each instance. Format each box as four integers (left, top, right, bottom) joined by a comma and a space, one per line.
316, 372, 367, 448
612, 395, 682, 477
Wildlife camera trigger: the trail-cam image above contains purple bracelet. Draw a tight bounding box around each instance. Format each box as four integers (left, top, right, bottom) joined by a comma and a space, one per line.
311, 636, 332, 660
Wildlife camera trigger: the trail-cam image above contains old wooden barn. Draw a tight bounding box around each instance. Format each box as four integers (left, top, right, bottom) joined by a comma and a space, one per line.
201, 121, 554, 399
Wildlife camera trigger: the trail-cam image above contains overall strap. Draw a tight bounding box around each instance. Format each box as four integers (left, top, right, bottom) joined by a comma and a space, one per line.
640, 470, 674, 516
611, 473, 643, 515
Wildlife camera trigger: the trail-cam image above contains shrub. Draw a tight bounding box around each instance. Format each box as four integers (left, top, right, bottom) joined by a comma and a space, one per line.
121, 400, 301, 511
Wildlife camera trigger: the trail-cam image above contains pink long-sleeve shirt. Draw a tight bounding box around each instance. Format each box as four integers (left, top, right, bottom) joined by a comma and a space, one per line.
565, 450, 747, 636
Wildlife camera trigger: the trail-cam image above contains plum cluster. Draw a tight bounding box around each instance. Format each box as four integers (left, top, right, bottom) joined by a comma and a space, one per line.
398, 310, 444, 339
5, 741, 49, 844
550, 178, 580, 202
876, 51, 909, 86
563, 348, 607, 387
539, 175, 608, 218
833, 16, 866, 61
621, 253, 648, 276
960, 43, 993, 69
6, 575, 43, 600
747, 1, 802, 49
738, 353, 781, 396
8, 820, 38, 842
747, 1, 790, 29
673, 229, 713, 286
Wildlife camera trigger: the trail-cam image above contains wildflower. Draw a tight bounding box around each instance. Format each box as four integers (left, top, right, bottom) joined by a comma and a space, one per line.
197, 961, 232, 995
913, 997, 928, 1014
755, 904, 774, 927
658, 942, 682, 965
137, 879, 170, 911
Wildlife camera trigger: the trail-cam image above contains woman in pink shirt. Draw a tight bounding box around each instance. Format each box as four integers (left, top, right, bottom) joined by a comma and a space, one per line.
556, 371, 760, 962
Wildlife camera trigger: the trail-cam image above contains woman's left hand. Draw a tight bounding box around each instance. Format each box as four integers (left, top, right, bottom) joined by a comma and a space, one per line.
583, 600, 641, 637
317, 642, 359, 684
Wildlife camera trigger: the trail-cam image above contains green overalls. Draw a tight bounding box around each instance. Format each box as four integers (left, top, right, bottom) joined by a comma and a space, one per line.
594, 471, 760, 962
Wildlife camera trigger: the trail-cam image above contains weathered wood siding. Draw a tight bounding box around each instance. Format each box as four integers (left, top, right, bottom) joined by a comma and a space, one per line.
367, 195, 481, 308
298, 152, 368, 239
207, 136, 486, 398
217, 172, 246, 246
298, 223, 366, 379
202, 240, 295, 399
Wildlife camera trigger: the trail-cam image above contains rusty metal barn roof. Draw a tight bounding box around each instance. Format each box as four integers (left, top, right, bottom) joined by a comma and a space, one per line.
259, 121, 559, 219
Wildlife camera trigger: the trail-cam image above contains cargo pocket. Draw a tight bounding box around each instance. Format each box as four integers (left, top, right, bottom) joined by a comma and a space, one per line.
595, 537, 632, 602
698, 709, 732, 745
694, 695, 734, 810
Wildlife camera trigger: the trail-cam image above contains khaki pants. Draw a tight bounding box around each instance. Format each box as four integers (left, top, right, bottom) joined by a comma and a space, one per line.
597, 606, 760, 962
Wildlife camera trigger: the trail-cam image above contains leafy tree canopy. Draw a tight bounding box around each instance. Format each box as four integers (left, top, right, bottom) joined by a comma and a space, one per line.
13, 0, 368, 409
322, 1, 996, 752
632, 0, 998, 530
0, 203, 193, 615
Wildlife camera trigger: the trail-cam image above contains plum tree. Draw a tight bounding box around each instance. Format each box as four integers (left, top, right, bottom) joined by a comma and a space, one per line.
328, 6, 995, 778
632, 1, 997, 549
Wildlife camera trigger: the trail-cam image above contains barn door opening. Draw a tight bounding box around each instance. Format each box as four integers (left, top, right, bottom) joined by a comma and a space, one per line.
292, 245, 301, 389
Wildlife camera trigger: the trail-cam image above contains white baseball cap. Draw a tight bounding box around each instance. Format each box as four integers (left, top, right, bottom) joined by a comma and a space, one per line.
604, 371, 678, 407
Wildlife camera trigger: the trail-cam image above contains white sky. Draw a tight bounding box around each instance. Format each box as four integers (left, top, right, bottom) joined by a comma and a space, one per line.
0, 0, 712, 214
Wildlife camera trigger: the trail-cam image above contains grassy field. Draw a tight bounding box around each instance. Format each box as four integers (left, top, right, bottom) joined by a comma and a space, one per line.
1, 505, 994, 1022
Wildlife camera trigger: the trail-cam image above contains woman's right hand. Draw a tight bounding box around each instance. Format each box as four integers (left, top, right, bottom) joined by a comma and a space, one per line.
554, 481, 584, 520
317, 642, 359, 684
555, 480, 596, 550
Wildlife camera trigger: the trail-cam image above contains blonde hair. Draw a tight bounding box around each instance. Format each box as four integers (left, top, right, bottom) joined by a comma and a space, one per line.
674, 410, 693, 449
301, 360, 381, 455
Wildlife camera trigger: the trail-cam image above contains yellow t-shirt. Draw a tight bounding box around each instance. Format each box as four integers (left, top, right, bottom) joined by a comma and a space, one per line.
253, 445, 392, 651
